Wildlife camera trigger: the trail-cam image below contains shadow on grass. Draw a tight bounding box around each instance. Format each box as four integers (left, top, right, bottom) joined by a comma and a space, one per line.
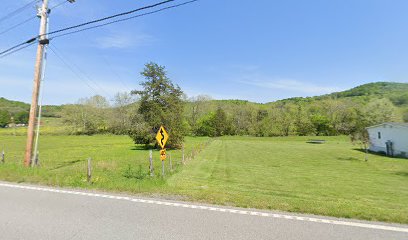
130, 145, 156, 151
353, 148, 408, 160
337, 157, 360, 161
395, 172, 408, 177
130, 145, 179, 151
51, 159, 82, 170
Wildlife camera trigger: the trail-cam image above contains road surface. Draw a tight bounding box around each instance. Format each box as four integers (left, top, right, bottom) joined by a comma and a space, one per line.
0, 182, 407, 240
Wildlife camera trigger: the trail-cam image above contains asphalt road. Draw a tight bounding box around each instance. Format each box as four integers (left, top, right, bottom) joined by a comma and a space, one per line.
0, 182, 407, 240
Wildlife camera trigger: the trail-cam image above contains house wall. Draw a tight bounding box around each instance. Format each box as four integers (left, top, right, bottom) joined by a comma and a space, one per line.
367, 124, 408, 158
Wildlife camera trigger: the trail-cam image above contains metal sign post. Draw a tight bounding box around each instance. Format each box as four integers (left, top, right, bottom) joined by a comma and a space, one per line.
156, 125, 169, 177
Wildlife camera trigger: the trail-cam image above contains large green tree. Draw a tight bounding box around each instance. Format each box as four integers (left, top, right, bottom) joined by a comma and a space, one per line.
0, 110, 10, 128
130, 62, 185, 147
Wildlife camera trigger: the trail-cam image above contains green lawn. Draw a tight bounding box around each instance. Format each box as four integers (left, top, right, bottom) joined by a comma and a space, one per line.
0, 134, 407, 224
0, 134, 210, 192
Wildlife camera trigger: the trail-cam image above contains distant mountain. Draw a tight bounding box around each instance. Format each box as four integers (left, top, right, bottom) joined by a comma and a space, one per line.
0, 97, 29, 114
273, 82, 408, 107
2, 81, 408, 112
326, 82, 408, 106
0, 98, 61, 118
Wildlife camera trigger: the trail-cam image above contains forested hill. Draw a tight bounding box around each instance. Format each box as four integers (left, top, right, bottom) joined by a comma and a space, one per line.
326, 82, 408, 105
0, 98, 61, 127
2, 82, 407, 110
0, 97, 29, 113
276, 82, 408, 107
1, 81, 407, 136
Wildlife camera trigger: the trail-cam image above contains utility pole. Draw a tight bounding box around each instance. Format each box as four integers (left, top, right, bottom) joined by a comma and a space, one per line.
24, 0, 50, 167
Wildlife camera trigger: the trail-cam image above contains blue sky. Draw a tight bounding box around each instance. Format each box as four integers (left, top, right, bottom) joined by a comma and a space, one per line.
1, 0, 408, 104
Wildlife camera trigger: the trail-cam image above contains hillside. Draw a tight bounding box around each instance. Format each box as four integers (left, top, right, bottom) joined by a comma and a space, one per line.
327, 82, 408, 106
1, 81, 407, 130
272, 82, 408, 107
0, 97, 29, 114
0, 98, 62, 127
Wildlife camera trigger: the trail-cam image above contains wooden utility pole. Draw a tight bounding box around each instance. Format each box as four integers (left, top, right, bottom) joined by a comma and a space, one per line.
24, 0, 50, 167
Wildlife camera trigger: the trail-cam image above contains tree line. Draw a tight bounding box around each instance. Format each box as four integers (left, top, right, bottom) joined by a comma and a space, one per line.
1, 63, 405, 150
59, 63, 406, 148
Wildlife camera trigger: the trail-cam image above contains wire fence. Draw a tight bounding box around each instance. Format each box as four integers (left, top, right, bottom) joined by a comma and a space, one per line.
0, 137, 214, 188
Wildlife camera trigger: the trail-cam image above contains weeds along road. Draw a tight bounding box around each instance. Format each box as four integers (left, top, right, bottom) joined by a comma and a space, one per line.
0, 182, 407, 240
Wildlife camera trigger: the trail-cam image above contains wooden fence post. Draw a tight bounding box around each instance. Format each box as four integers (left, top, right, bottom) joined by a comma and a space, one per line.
34, 151, 39, 166
182, 144, 185, 165
149, 150, 154, 176
169, 153, 173, 172
1, 149, 4, 164
87, 157, 92, 183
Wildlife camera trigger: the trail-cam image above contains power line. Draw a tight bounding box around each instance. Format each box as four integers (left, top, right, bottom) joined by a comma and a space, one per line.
0, 0, 39, 25
0, 16, 37, 36
0, 0, 198, 58
45, 0, 176, 37
48, 44, 100, 96
0, 40, 36, 59
49, 0, 70, 11
0, 37, 36, 56
49, 44, 112, 97
102, 56, 130, 90
51, 0, 198, 40
0, 0, 74, 37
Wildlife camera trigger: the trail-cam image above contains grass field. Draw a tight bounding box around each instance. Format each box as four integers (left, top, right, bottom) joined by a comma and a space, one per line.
0, 133, 407, 224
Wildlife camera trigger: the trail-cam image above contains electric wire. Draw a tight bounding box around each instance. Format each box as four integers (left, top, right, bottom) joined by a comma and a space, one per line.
0, 0, 39, 24
48, 45, 101, 96
0, 37, 36, 56
0, 0, 74, 37
51, 0, 198, 40
0, 16, 37, 36
0, 41, 36, 59
44, 0, 176, 37
49, 0, 70, 11
101, 56, 130, 90
48, 44, 111, 98
0, 0, 198, 58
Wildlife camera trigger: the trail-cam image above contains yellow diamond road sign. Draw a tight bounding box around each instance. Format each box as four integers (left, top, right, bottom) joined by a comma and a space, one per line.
156, 126, 169, 149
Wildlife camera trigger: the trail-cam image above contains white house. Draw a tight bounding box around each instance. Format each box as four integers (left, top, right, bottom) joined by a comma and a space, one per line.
366, 123, 408, 158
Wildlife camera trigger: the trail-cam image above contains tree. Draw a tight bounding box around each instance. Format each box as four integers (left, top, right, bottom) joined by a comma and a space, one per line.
363, 98, 400, 125
196, 112, 217, 137
293, 103, 314, 136
195, 107, 231, 137
109, 92, 138, 134
188, 95, 212, 135
62, 95, 110, 134
270, 103, 297, 136
14, 111, 29, 124
130, 62, 185, 147
214, 107, 230, 136
0, 110, 9, 128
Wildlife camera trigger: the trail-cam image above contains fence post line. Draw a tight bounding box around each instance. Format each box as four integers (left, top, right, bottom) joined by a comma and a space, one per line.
87, 157, 92, 183
149, 150, 154, 176
169, 153, 173, 172
182, 144, 185, 165
34, 151, 39, 166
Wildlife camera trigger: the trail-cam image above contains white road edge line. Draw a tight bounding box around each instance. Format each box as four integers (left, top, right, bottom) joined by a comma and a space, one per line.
1, 182, 407, 233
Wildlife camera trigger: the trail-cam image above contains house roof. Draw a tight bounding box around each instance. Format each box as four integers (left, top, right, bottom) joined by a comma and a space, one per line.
366, 122, 408, 130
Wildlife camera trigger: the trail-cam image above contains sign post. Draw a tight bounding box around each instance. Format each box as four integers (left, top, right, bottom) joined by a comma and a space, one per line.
156, 126, 169, 176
